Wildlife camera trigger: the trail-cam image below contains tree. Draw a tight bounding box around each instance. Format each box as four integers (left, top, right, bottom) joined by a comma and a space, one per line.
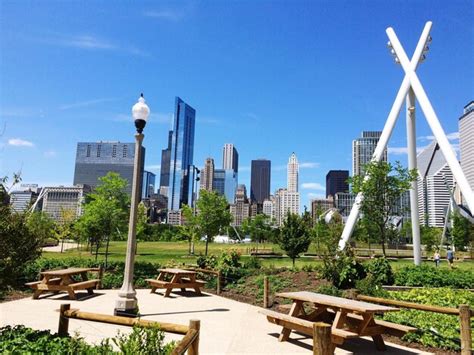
195, 190, 232, 256
278, 213, 311, 266
26, 211, 57, 242
56, 208, 77, 252
420, 226, 441, 252
451, 211, 473, 251
181, 204, 200, 255
349, 161, 417, 256
241, 214, 272, 250
75, 172, 129, 261
135, 201, 148, 254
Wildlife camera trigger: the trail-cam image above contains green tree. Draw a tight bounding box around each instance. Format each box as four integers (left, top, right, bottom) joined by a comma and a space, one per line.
349, 161, 417, 256
451, 211, 473, 251
56, 208, 77, 252
75, 172, 129, 260
420, 226, 441, 252
278, 213, 311, 266
195, 190, 232, 256
135, 201, 148, 254
181, 204, 200, 255
241, 214, 272, 250
26, 211, 57, 242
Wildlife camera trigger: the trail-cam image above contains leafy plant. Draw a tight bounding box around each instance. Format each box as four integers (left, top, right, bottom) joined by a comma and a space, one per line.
112, 325, 175, 355
394, 264, 474, 289
277, 213, 311, 267
316, 284, 342, 297
364, 257, 394, 285
321, 250, 366, 289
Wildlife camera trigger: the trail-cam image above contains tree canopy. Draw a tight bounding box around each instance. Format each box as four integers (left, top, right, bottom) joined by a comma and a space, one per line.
278, 213, 311, 266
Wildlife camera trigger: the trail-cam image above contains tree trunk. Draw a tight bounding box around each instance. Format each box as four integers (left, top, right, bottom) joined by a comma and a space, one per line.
205, 237, 209, 256
292, 257, 295, 267
95, 241, 100, 261
61, 239, 64, 253
105, 235, 110, 268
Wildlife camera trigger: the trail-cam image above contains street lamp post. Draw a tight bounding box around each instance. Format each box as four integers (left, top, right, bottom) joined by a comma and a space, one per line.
114, 93, 150, 317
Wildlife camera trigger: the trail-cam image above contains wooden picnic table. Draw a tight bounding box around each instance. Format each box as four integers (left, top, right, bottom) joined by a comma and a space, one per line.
273, 291, 402, 351
146, 268, 205, 297
26, 267, 100, 300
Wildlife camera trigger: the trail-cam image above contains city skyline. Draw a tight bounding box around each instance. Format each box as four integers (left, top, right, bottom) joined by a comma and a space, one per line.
1, 2, 472, 210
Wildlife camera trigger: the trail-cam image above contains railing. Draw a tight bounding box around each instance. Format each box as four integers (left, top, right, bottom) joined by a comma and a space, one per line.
355, 294, 473, 355
58, 304, 200, 355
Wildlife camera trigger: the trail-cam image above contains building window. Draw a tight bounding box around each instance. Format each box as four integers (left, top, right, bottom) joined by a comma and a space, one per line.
86, 145, 91, 157
123, 145, 128, 158
112, 145, 117, 158
97, 144, 102, 157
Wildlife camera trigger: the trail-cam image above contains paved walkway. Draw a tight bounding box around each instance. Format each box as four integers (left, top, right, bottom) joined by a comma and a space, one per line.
0, 289, 432, 354
42, 241, 78, 252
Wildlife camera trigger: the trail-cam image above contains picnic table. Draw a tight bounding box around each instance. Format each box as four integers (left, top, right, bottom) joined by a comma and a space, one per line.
146, 268, 206, 297
25, 268, 100, 300
261, 291, 415, 351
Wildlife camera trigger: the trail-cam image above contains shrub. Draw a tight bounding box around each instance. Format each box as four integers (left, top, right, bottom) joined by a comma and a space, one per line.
316, 284, 342, 297
364, 257, 394, 285
243, 257, 262, 270
383, 288, 474, 351
355, 276, 388, 297
322, 251, 366, 289
394, 264, 474, 289
112, 325, 175, 354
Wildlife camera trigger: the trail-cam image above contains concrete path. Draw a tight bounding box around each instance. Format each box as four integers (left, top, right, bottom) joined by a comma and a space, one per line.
0, 289, 432, 354
42, 241, 78, 252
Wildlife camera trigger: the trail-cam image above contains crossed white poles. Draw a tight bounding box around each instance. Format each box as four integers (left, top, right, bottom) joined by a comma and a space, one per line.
338, 21, 474, 265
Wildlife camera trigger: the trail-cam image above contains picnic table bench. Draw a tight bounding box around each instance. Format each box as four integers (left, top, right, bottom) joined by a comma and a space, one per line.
261, 291, 416, 352
146, 268, 205, 297
26, 268, 101, 300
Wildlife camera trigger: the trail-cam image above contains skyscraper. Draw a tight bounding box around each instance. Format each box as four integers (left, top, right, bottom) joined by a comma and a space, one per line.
229, 184, 250, 226
73, 141, 145, 195
200, 158, 215, 192
326, 170, 349, 198
275, 188, 300, 226
287, 152, 299, 192
459, 101, 474, 204
142, 170, 156, 199
250, 159, 271, 204
168, 97, 196, 211
352, 131, 387, 176
223, 143, 239, 173
416, 141, 454, 227
159, 130, 173, 197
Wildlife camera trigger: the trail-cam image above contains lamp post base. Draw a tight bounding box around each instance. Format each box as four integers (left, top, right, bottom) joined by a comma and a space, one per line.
114, 298, 138, 318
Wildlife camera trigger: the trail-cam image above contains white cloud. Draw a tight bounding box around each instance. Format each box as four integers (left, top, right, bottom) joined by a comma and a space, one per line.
418, 131, 459, 142
301, 182, 325, 191
8, 138, 34, 147
146, 165, 161, 171
308, 192, 325, 199
143, 10, 184, 21
37, 33, 148, 56
300, 162, 320, 169
43, 150, 57, 157
60, 98, 117, 110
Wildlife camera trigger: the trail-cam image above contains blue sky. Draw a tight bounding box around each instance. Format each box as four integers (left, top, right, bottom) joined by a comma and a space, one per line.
1, 0, 473, 209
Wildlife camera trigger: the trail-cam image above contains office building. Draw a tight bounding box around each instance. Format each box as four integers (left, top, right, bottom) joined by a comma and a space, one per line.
200, 158, 215, 192
262, 196, 275, 221
326, 170, 349, 198
159, 130, 173, 197
212, 169, 226, 196
335, 192, 356, 217
167, 210, 182, 226
9, 185, 41, 212
73, 141, 145, 196
459, 101, 474, 206
223, 143, 239, 173
311, 197, 335, 221
142, 171, 156, 199
250, 159, 271, 204
230, 184, 250, 226
41, 185, 90, 222
275, 188, 300, 226
417, 141, 454, 227
287, 152, 299, 192
168, 97, 196, 211
352, 131, 387, 176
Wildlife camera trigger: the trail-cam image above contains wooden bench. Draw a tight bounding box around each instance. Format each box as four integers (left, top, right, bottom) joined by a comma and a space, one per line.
259, 309, 358, 345
25, 278, 62, 287
277, 302, 416, 338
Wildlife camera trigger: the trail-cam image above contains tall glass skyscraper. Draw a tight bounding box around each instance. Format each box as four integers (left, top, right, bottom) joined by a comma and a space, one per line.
159, 130, 173, 196
250, 159, 271, 204
352, 131, 387, 176
168, 97, 196, 211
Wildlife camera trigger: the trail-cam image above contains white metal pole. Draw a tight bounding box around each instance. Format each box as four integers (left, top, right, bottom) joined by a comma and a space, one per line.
338, 22, 433, 251
406, 88, 422, 265
387, 27, 474, 214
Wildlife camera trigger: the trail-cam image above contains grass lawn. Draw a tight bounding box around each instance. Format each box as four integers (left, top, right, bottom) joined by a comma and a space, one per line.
42, 241, 474, 271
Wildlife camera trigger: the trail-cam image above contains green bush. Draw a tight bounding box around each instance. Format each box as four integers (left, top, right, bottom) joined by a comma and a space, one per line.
394, 264, 474, 289
364, 257, 394, 285
322, 251, 366, 289
243, 257, 262, 270
316, 284, 342, 297
0, 324, 175, 354
383, 288, 474, 351
196, 251, 246, 285
355, 276, 388, 297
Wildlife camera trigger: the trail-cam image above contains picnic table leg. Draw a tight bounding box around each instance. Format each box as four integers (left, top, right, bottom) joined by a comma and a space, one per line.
360, 314, 386, 351
164, 274, 180, 297
190, 274, 202, 295
279, 301, 303, 342
33, 289, 42, 299
67, 288, 77, 300
331, 310, 348, 348
372, 335, 386, 351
